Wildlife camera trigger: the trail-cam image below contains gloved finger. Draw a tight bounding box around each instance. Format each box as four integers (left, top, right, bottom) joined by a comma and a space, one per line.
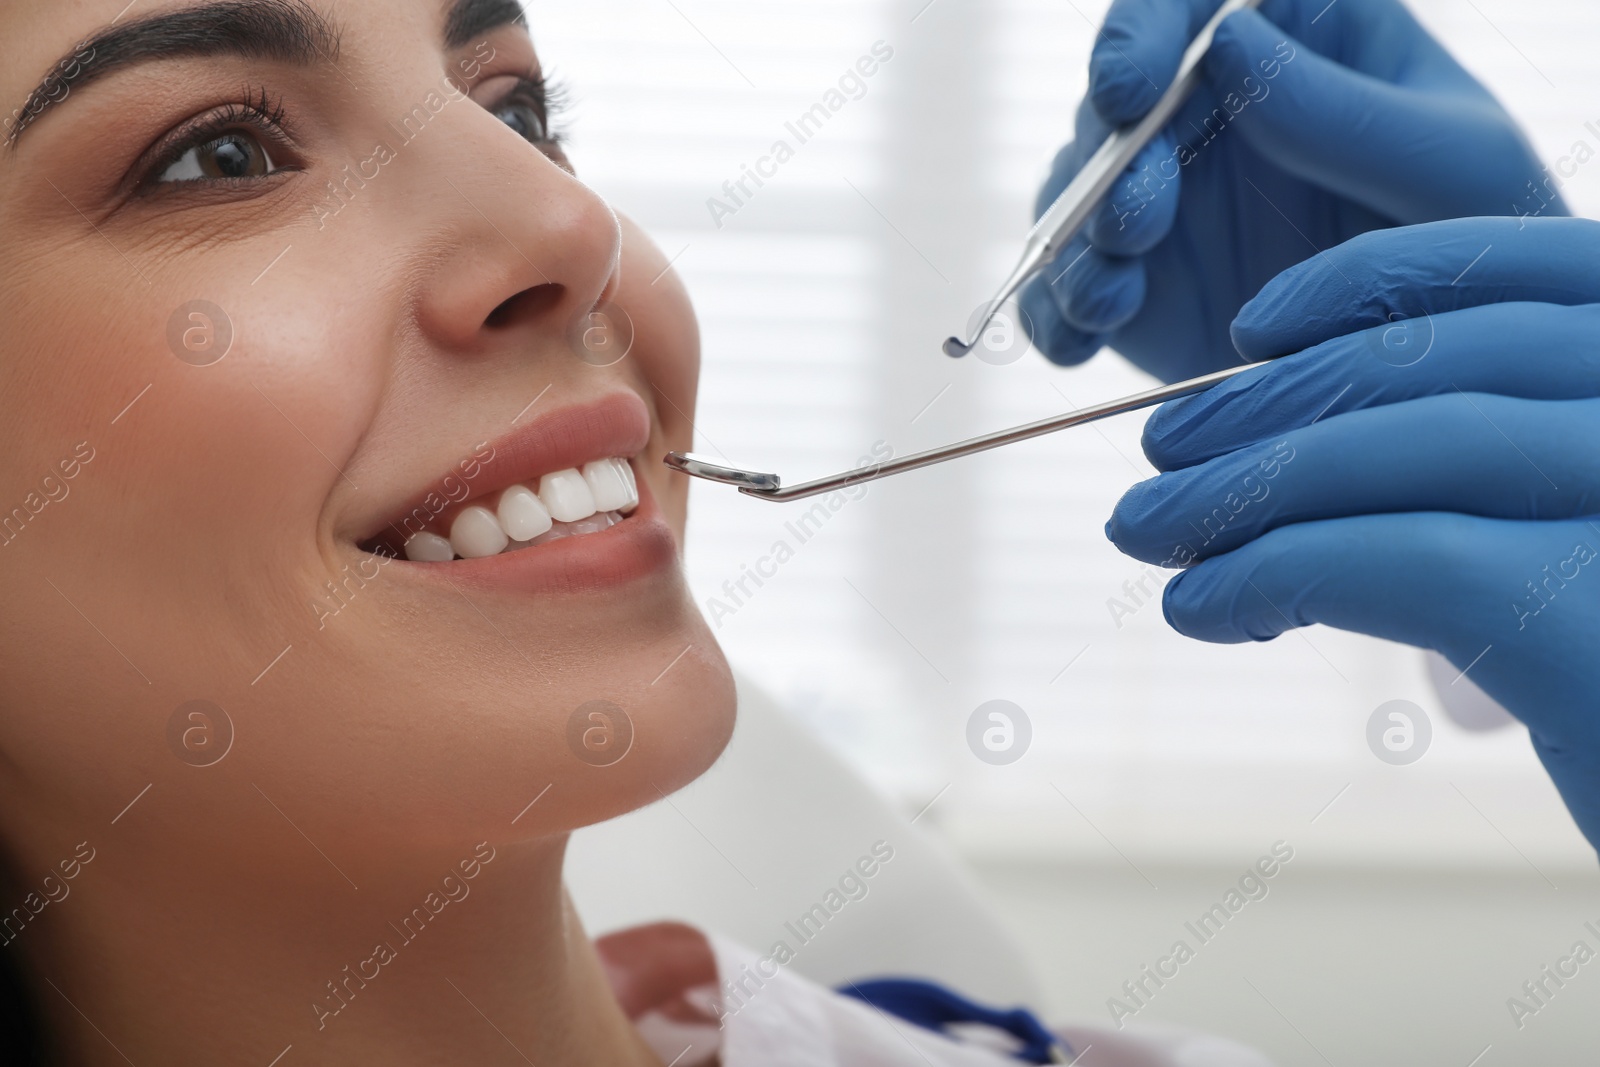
1084, 128, 1183, 257
1019, 272, 1105, 367
1109, 394, 1600, 565
1042, 102, 1177, 265
1023, 131, 1115, 365
1232, 217, 1600, 359
1089, 0, 1219, 125
1145, 302, 1600, 469
1039, 116, 1100, 217
1203, 9, 1550, 226
1158, 512, 1596, 647
1038, 237, 1147, 335
1279, 0, 1490, 92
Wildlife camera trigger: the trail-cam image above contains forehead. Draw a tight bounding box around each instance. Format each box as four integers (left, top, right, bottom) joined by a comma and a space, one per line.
1, 0, 128, 93
0, 0, 490, 79
2, 0, 523, 145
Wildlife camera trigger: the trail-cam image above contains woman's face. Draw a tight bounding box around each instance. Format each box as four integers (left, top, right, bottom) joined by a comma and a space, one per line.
0, 0, 733, 873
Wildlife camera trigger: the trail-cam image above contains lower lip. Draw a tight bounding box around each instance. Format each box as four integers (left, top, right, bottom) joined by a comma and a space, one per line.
381, 476, 678, 597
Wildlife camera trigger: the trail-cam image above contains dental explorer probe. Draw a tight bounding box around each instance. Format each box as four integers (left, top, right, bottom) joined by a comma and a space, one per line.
942, 0, 1263, 359
664, 359, 1269, 503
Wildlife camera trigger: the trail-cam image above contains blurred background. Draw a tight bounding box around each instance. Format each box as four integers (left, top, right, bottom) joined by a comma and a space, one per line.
535, 0, 1600, 1061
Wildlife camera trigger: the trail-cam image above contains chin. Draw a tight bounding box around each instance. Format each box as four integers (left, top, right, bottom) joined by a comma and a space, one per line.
502, 615, 738, 841
552, 624, 739, 834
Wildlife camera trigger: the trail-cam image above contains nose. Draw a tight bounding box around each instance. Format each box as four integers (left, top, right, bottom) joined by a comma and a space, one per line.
411, 114, 620, 354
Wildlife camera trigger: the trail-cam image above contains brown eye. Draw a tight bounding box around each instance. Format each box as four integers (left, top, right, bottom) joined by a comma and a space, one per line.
158, 130, 279, 183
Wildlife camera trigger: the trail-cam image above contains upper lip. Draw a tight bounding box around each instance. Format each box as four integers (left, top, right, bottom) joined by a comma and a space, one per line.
355, 390, 652, 549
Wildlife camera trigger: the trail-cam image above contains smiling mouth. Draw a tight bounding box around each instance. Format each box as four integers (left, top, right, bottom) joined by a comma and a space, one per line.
361, 457, 640, 562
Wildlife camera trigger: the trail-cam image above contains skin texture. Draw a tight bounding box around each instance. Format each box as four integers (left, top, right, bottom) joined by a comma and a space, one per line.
0, 1, 735, 1063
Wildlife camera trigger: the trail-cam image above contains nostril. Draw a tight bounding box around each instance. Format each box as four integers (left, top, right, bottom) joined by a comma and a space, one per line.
486, 283, 564, 329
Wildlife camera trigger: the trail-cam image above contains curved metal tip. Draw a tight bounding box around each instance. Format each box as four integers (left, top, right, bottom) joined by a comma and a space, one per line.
663, 452, 781, 492
943, 336, 972, 358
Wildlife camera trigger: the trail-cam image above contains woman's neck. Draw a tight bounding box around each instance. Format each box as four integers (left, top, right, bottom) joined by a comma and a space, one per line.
21, 829, 661, 1066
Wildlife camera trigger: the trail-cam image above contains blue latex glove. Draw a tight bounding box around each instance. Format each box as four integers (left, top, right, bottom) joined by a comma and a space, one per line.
1020, 0, 1565, 383
1107, 216, 1600, 851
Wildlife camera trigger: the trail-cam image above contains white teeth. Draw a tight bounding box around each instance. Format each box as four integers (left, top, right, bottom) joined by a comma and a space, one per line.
391, 457, 635, 561
497, 484, 553, 541
538, 468, 597, 522
404, 531, 455, 562
450, 505, 509, 559
618, 460, 639, 512
583, 458, 636, 513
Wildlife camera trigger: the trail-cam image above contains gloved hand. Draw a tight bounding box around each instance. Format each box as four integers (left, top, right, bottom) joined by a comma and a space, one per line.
1106, 216, 1600, 851
1019, 0, 1564, 383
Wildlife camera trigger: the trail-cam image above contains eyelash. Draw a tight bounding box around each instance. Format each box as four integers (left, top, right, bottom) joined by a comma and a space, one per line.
502, 72, 569, 148
137, 86, 294, 191
136, 75, 569, 193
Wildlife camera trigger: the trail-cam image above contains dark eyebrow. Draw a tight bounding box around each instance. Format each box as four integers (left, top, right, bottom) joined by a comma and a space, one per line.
444, 0, 527, 50
6, 0, 342, 150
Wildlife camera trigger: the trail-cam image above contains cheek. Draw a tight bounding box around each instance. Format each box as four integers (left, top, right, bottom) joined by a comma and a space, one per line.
0, 258, 379, 814
616, 218, 700, 422
0, 254, 393, 691
119, 278, 386, 563
612, 219, 700, 528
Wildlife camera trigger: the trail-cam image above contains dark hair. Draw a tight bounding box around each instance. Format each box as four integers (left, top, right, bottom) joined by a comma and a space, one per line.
0, 845, 49, 1062
0, 943, 45, 1063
